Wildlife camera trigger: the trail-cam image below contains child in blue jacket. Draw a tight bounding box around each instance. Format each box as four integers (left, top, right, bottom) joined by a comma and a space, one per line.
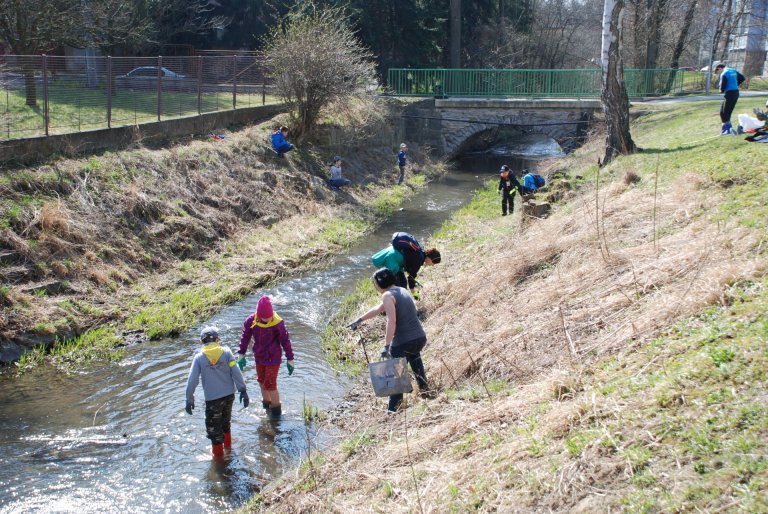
271, 126, 295, 157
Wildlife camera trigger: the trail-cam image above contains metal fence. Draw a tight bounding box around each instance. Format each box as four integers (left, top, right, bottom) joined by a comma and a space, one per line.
0, 54, 278, 141
386, 68, 702, 98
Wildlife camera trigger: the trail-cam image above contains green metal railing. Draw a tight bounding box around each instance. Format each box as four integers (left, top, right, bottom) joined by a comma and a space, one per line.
386, 68, 694, 98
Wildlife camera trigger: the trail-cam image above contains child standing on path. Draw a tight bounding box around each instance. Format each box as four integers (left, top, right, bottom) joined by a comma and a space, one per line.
397, 143, 408, 184
237, 296, 295, 418
185, 326, 249, 459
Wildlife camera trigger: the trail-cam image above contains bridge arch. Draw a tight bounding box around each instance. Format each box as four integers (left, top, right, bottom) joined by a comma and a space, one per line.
401, 98, 600, 158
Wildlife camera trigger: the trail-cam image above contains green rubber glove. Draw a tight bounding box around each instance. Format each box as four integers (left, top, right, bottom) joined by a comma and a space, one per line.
286, 360, 295, 376
237, 356, 246, 371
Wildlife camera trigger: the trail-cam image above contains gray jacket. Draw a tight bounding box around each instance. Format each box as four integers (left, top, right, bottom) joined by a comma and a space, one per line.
186, 343, 247, 403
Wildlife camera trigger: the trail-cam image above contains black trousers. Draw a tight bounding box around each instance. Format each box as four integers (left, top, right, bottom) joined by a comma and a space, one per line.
501, 191, 516, 215
205, 394, 234, 444
388, 337, 428, 412
720, 90, 739, 123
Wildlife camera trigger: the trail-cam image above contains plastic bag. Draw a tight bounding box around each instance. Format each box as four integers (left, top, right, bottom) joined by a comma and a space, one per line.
738, 114, 765, 131
368, 357, 413, 397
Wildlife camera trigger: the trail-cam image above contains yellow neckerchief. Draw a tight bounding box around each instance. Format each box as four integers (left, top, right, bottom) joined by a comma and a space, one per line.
202, 343, 224, 365
251, 312, 283, 329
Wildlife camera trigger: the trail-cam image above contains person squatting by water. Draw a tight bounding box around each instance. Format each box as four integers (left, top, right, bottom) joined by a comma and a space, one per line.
716, 63, 745, 135
349, 268, 431, 412
185, 326, 250, 459
237, 296, 295, 419
498, 164, 522, 216
397, 143, 407, 184
329, 156, 352, 190
371, 232, 441, 291
271, 126, 295, 157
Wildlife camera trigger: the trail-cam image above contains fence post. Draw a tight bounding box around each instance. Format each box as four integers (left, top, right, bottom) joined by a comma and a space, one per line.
197, 55, 202, 115
42, 55, 49, 136
157, 56, 163, 121
262, 82, 266, 105
106, 56, 112, 128
232, 55, 237, 109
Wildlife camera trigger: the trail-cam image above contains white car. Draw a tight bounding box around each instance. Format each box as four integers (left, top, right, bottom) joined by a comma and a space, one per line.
115, 66, 189, 90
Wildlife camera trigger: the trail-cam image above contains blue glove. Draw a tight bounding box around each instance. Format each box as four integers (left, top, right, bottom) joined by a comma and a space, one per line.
286, 360, 295, 376
237, 356, 246, 371
239, 389, 249, 408
185, 400, 194, 415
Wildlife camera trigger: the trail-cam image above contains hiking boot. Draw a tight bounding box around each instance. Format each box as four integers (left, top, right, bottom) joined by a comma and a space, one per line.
262, 400, 271, 410
270, 404, 282, 418
211, 443, 225, 459
721, 122, 732, 135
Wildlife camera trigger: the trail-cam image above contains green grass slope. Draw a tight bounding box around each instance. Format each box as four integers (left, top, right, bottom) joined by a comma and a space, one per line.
251, 97, 768, 513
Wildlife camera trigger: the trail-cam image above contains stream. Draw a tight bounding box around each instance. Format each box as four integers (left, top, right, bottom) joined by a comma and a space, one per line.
0, 153, 546, 513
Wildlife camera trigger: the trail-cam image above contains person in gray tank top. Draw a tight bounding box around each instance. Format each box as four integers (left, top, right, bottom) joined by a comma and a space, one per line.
349, 268, 431, 412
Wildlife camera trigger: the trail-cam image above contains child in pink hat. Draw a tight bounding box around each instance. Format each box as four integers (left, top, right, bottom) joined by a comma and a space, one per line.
237, 296, 295, 417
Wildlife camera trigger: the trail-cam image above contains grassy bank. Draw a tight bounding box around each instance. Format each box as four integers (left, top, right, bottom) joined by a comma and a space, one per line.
1, 96, 444, 373
251, 97, 768, 512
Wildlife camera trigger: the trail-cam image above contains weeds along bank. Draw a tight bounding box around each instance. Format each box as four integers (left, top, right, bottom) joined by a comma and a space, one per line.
0, 97, 442, 369
253, 98, 768, 512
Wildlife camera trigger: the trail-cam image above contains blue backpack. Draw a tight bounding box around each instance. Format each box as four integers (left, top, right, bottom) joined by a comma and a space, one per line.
532, 174, 546, 188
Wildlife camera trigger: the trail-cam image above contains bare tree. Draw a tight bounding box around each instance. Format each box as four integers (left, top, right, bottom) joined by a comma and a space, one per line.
0, 0, 83, 105
263, 6, 376, 141
600, 0, 636, 164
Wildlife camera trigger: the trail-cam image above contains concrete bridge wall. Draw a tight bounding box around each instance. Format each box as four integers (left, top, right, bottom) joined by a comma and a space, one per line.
401, 98, 601, 158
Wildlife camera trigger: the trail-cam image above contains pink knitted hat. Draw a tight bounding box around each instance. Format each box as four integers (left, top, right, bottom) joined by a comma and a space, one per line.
256, 296, 274, 320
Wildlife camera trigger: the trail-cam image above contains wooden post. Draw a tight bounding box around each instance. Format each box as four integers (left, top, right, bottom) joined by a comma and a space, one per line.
42, 55, 49, 136
106, 56, 112, 128
157, 56, 163, 121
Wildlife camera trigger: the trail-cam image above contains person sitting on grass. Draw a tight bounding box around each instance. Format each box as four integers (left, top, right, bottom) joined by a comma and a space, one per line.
329, 156, 351, 190
185, 326, 249, 460
271, 126, 295, 158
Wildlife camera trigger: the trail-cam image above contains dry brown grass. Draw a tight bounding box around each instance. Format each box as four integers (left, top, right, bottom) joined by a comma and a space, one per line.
255, 126, 767, 513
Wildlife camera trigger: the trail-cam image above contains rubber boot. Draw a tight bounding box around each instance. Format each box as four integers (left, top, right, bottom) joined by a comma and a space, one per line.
211, 443, 225, 459
262, 400, 271, 411
223, 432, 232, 449
270, 404, 282, 418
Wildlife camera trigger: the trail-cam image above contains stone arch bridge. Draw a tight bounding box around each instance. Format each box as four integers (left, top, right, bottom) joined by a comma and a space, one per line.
401, 97, 602, 158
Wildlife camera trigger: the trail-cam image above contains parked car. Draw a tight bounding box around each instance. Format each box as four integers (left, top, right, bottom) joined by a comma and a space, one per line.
115, 66, 189, 91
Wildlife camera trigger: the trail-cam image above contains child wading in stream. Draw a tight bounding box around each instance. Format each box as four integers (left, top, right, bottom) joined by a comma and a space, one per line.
185, 326, 250, 459
237, 296, 295, 418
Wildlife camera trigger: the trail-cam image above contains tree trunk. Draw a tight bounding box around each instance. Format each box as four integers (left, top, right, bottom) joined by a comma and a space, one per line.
450, 0, 461, 68
665, 0, 698, 92
643, 0, 666, 70
23, 68, 38, 107
601, 0, 637, 165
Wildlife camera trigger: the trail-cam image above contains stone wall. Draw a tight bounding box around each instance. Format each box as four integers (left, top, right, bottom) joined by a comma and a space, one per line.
0, 104, 286, 166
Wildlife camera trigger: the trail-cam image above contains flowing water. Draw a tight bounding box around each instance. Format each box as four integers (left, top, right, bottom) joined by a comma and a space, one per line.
0, 154, 545, 513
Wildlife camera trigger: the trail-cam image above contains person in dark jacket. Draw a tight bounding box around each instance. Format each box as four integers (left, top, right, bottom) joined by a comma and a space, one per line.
185, 326, 249, 459
271, 126, 295, 157
397, 143, 407, 184
716, 64, 745, 135
349, 268, 431, 412
498, 165, 522, 216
